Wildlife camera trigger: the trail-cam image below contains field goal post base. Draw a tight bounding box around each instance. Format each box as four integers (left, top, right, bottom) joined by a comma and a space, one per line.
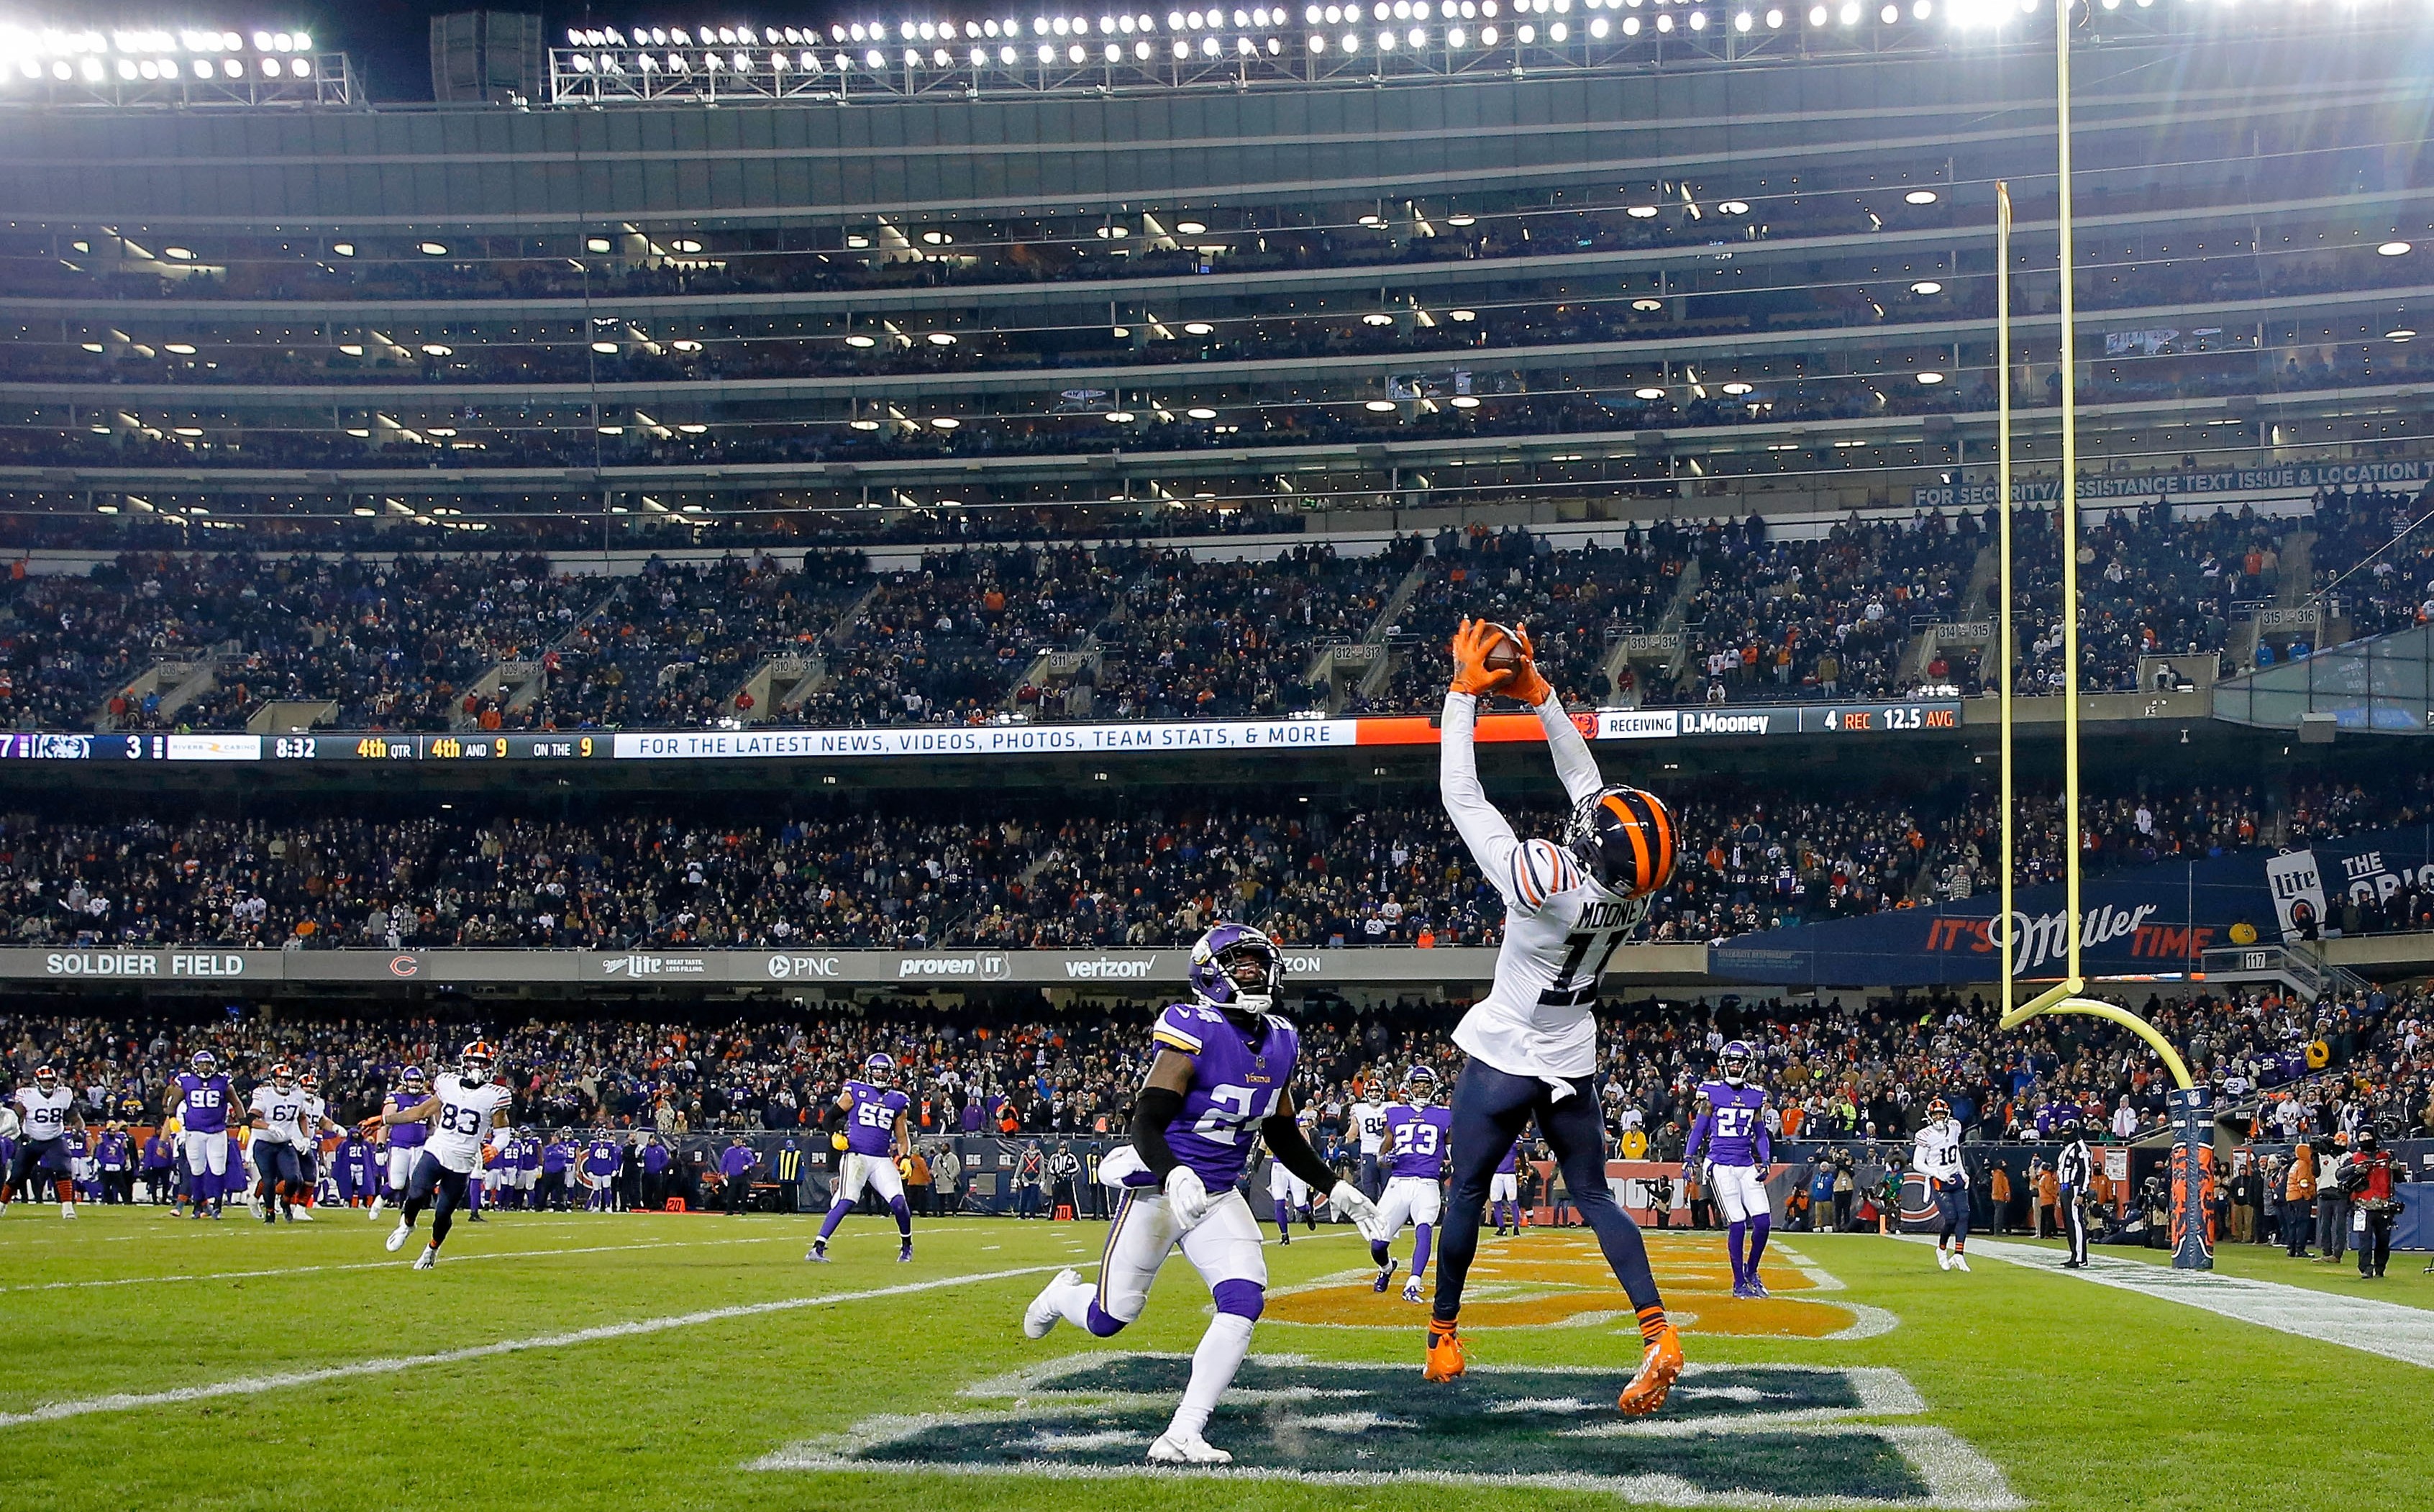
2000, 986, 2213, 1270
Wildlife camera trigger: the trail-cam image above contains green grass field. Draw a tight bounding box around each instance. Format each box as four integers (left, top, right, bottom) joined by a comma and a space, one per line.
3, 1204, 2428, 1511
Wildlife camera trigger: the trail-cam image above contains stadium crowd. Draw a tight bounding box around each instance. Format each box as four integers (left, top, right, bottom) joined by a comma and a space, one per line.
11, 488, 2426, 734
0, 772, 2417, 956
6, 972, 2426, 1165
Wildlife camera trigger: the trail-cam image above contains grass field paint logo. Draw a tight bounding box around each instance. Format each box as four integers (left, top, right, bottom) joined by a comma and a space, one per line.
753, 1354, 2020, 1508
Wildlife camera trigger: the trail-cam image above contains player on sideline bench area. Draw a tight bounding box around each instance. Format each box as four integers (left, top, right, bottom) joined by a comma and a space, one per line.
1423, 618, 1686, 1416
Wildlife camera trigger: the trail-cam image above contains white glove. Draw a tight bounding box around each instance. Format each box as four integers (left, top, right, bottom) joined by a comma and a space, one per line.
1097, 1144, 1146, 1188
1328, 1180, 1382, 1242
1162, 1165, 1211, 1231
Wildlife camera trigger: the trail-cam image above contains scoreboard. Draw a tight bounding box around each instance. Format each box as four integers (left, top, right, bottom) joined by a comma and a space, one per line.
0, 701, 1968, 768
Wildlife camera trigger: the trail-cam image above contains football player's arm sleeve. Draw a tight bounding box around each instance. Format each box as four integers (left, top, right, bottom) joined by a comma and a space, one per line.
1130, 1048, 1196, 1184
1441, 688, 1525, 901
1260, 1102, 1339, 1194
1534, 689, 1606, 808
1683, 1108, 1710, 1168
1754, 1113, 1773, 1169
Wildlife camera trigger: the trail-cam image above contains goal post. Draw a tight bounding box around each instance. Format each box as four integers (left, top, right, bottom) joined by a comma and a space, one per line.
1992, 0, 2212, 1270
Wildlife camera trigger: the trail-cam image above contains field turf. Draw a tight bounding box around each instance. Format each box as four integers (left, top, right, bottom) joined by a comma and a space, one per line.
2, 1204, 2427, 1511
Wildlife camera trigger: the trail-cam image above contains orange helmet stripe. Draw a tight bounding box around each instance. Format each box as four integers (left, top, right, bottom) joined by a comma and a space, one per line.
1603, 793, 1654, 892
1642, 792, 1677, 890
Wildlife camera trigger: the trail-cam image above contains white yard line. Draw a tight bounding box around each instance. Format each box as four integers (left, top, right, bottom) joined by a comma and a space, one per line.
1946, 1237, 2434, 1369
3, 1234, 793, 1294
0, 1261, 1080, 1429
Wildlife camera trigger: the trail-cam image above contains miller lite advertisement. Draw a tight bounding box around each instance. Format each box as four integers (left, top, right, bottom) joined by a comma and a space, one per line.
1711, 826, 2434, 986
2265, 849, 2329, 942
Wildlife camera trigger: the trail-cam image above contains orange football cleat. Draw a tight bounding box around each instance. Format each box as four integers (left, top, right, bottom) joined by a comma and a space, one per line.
1423, 1319, 1467, 1382
1615, 1324, 1684, 1416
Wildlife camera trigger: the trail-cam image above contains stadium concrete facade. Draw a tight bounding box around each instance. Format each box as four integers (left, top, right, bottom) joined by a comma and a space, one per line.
0, 17, 2428, 539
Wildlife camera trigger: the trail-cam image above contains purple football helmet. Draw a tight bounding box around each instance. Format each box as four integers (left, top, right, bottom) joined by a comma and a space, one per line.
1720, 1039, 1753, 1085
1188, 923, 1283, 1024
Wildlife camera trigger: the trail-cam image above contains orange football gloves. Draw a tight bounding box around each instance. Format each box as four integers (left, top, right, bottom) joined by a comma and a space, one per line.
1505, 621, 1554, 706
1449, 616, 1514, 697
1449, 617, 1556, 703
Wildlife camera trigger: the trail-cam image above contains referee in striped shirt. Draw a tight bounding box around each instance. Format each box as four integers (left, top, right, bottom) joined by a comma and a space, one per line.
2057, 1134, 2093, 1269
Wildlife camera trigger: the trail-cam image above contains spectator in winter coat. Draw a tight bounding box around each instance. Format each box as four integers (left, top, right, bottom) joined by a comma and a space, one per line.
2284, 1139, 2317, 1257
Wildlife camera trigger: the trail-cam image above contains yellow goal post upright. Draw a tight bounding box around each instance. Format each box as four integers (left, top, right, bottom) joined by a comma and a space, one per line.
1992, 0, 2212, 1269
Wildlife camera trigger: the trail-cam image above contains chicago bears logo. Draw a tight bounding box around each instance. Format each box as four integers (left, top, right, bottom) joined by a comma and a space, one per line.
753, 1354, 2018, 1508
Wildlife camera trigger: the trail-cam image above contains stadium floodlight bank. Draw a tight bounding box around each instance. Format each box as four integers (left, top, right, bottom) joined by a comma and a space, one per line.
546, 1, 2366, 104
0, 22, 353, 106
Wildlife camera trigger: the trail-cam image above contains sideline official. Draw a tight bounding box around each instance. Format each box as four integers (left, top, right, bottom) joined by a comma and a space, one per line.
2057, 1134, 2092, 1268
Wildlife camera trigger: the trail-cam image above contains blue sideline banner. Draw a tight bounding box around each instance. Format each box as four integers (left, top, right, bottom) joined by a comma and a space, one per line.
1709, 826, 2434, 988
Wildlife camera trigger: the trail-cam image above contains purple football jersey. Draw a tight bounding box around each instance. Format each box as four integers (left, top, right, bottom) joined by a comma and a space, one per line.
585, 1138, 621, 1176
174, 1072, 231, 1135
1497, 1138, 1521, 1175
841, 1080, 910, 1157
1689, 1080, 1770, 1167
1382, 1104, 1452, 1180
385, 1089, 428, 1147
1149, 1001, 1300, 1190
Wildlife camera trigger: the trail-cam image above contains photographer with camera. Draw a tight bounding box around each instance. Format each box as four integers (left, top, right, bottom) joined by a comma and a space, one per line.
2346, 1129, 2399, 1279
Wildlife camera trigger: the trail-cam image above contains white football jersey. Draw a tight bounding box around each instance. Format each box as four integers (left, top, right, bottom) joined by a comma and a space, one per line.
248, 1083, 309, 1147
425, 1073, 511, 1172
1351, 1100, 1387, 1155
13, 1086, 72, 1142
1912, 1119, 1966, 1183
1441, 690, 1633, 1083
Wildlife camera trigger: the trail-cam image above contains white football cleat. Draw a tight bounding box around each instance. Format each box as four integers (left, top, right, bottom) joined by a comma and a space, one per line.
1950, 1253, 1971, 1272
291, 1207, 315, 1222
368, 1197, 385, 1219
60, 1202, 76, 1220
1147, 1429, 1232, 1465
1024, 1268, 1082, 1339
411, 1245, 437, 1270
385, 1221, 412, 1253
1935, 1248, 1951, 1271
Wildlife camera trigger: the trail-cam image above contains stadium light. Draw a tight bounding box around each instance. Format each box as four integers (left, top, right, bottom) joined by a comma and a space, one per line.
2378, 241, 2412, 256
1910, 279, 1943, 294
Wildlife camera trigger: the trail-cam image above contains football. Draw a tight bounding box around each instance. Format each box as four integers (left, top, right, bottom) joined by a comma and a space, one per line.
1477, 621, 1528, 674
